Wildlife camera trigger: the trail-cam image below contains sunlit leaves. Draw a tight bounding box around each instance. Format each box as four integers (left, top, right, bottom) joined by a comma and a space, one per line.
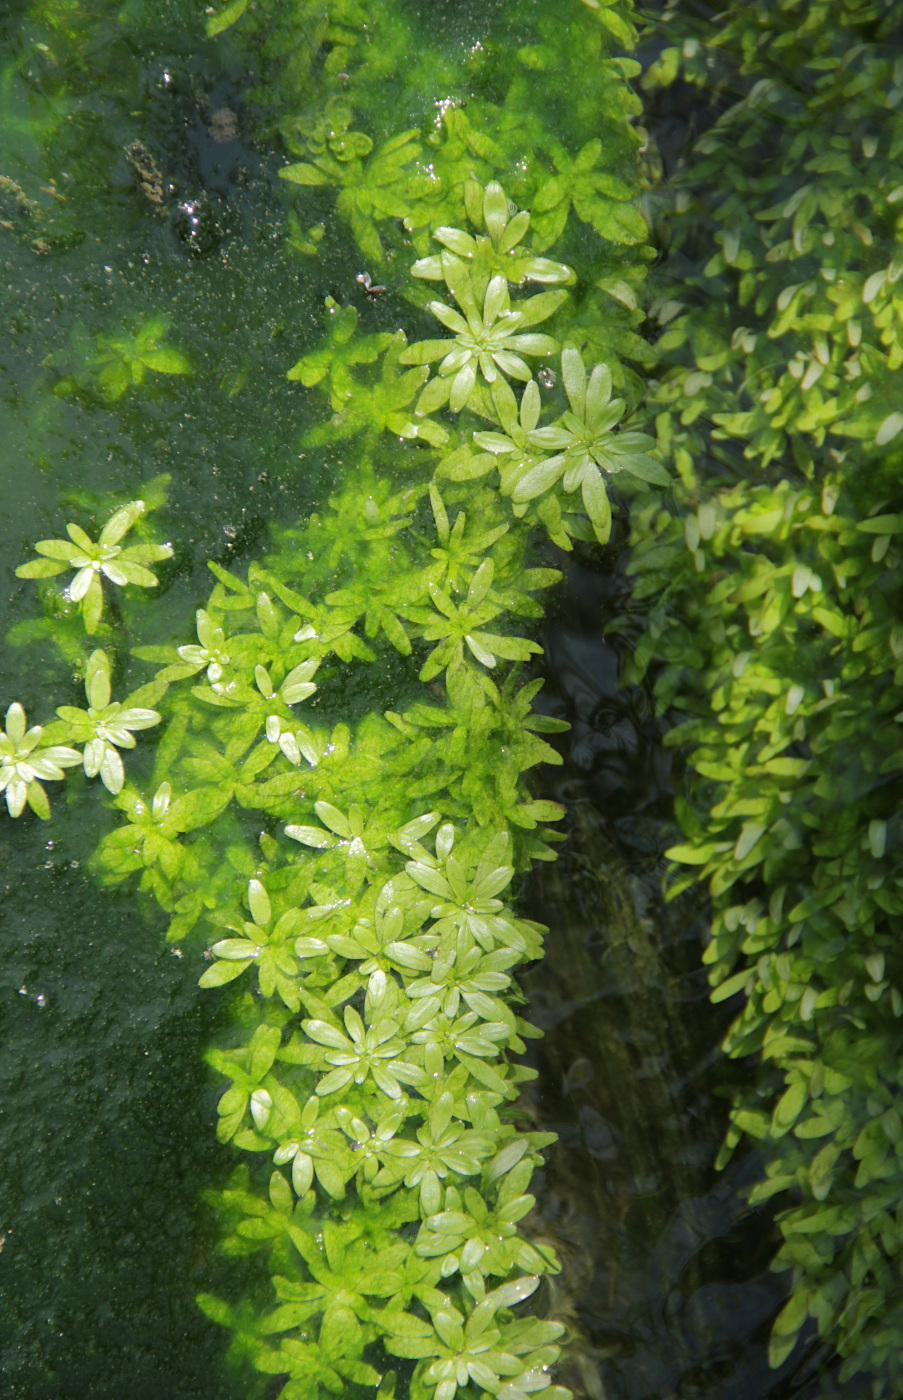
523, 347, 668, 543
385, 1295, 565, 1400
280, 129, 421, 263
55, 649, 161, 794
16, 498, 173, 633
412, 180, 574, 300
0, 701, 80, 818
201, 877, 308, 1010
401, 267, 561, 414
70, 163, 663, 1400
303, 1004, 426, 1100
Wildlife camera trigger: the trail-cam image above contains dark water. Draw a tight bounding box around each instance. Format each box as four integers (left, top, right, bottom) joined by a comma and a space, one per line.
525, 548, 852, 1400
0, 1, 850, 1397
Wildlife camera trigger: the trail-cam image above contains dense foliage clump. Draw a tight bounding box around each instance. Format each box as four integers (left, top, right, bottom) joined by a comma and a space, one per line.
621, 0, 903, 1389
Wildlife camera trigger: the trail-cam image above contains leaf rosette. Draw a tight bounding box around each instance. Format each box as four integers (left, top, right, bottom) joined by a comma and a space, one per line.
56, 650, 161, 794
0, 702, 81, 818
16, 499, 173, 633
412, 180, 574, 299
401, 267, 562, 415
518, 347, 669, 543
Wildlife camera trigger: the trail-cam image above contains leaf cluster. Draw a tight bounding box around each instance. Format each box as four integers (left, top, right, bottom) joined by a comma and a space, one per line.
624, 2, 903, 1389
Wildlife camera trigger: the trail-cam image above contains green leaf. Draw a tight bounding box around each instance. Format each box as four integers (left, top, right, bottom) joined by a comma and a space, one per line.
199, 958, 252, 988
16, 558, 67, 579
280, 163, 330, 187
141, 347, 191, 375
770, 1082, 807, 1138
621, 454, 671, 487
206, 0, 249, 37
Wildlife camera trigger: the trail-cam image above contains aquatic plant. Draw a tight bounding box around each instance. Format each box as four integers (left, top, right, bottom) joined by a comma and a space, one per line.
43, 316, 192, 402
8, 112, 656, 1400
0, 701, 80, 818
55, 648, 162, 795
84, 159, 664, 1393
622, 2, 903, 1391
16, 497, 173, 632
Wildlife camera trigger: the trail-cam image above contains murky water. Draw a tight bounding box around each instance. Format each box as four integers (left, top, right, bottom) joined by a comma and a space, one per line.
0, 1, 863, 1397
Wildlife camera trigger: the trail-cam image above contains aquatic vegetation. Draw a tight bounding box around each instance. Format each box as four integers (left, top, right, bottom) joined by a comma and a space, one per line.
0, 0, 750, 1391
0, 701, 80, 818
400, 266, 563, 413
67, 53, 653, 1393
16, 497, 173, 632
43, 316, 192, 402
1, 87, 660, 1381
623, 0, 903, 1391
12, 0, 903, 1391
218, 0, 647, 277
54, 648, 162, 795
280, 129, 421, 264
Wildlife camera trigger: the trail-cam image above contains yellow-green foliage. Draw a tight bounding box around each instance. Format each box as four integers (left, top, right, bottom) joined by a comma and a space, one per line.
624, 0, 903, 1391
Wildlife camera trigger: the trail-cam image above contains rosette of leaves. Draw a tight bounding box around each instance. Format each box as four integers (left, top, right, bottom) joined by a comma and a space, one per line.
135, 608, 233, 684
412, 180, 574, 300
530, 138, 647, 250
472, 378, 549, 510
375, 1088, 494, 1213
279, 129, 421, 263
285, 801, 439, 893
89, 780, 229, 903
273, 1093, 356, 1200
202, 877, 308, 1010
55, 649, 162, 794
192, 649, 321, 770
286, 297, 394, 410
419, 559, 542, 683
43, 316, 190, 402
16, 498, 173, 632
301, 1003, 426, 1101
415, 1169, 547, 1300
405, 822, 516, 960
0, 702, 81, 818
401, 262, 564, 415
306, 330, 451, 453
386, 1287, 567, 1400
517, 348, 668, 544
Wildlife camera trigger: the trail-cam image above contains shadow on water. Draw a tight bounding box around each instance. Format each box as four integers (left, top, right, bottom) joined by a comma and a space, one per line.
521, 541, 858, 1400
0, 817, 260, 1399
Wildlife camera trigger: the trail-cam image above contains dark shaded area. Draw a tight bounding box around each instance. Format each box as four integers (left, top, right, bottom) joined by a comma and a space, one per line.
0, 816, 257, 1399
521, 542, 861, 1400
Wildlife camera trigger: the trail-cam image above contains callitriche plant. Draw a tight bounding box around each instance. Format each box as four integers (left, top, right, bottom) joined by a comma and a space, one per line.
85, 167, 663, 1396
16, 496, 173, 632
